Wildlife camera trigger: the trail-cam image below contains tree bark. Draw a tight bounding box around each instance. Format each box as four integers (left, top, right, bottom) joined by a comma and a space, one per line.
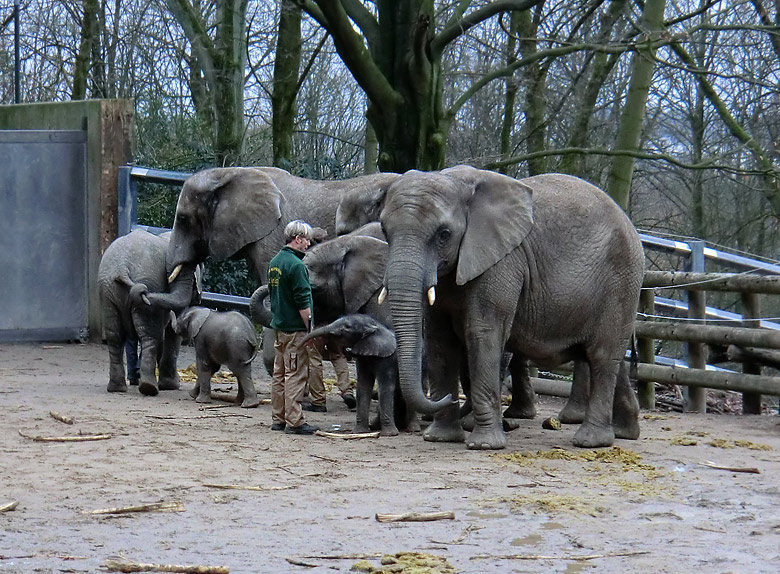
606, 0, 667, 210
73, 0, 100, 99
272, 0, 302, 168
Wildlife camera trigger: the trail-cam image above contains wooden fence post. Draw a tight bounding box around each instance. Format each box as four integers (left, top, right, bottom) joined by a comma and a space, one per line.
741, 292, 762, 414
684, 241, 707, 412
637, 288, 655, 409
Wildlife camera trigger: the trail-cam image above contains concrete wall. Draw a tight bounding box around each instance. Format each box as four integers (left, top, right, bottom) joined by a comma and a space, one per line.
0, 100, 134, 340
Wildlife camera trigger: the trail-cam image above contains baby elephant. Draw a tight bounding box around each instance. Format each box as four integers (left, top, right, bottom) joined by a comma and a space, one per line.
303, 314, 400, 436
171, 307, 260, 408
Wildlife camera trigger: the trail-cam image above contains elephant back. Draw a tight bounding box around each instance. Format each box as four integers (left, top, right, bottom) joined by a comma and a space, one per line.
98, 230, 170, 298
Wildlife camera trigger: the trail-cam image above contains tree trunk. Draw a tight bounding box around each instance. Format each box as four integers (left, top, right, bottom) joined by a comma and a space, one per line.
606, 0, 667, 210
272, 0, 302, 168
73, 0, 100, 99
499, 10, 521, 176
517, 7, 547, 176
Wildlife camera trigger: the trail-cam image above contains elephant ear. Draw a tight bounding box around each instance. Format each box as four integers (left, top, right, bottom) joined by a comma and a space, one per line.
443, 166, 534, 286
201, 168, 283, 260
351, 323, 396, 358
335, 183, 389, 235
342, 236, 389, 314
180, 307, 211, 339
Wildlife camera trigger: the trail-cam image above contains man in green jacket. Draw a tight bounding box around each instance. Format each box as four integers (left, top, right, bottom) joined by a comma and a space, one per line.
267, 220, 319, 435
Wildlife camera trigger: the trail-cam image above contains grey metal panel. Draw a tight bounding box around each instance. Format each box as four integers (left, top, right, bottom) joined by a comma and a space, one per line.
0, 130, 88, 342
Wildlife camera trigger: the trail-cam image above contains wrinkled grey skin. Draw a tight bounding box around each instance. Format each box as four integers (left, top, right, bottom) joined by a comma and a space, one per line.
379, 166, 644, 450
97, 230, 198, 396
171, 307, 259, 408
303, 315, 402, 436
166, 167, 398, 375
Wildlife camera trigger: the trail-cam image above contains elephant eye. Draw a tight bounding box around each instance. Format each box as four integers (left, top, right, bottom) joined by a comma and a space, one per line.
437, 228, 452, 243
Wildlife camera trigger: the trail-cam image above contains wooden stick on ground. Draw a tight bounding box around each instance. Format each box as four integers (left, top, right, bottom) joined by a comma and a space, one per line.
375, 511, 455, 523
315, 430, 381, 440
702, 461, 760, 474
49, 411, 74, 424
0, 500, 19, 513
203, 483, 295, 492
471, 550, 650, 561
83, 501, 185, 515
104, 558, 229, 573
18, 430, 111, 442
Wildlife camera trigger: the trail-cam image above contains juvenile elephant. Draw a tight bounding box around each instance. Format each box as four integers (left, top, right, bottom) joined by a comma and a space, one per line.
378, 166, 644, 450
165, 167, 399, 374
171, 307, 260, 408
303, 315, 400, 435
98, 229, 198, 396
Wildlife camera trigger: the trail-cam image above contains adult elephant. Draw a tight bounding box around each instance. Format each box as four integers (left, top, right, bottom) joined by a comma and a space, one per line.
378, 166, 644, 450
166, 167, 399, 373
98, 229, 199, 396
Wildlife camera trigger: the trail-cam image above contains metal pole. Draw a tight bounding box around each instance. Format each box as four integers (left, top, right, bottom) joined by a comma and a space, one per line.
14, 0, 20, 103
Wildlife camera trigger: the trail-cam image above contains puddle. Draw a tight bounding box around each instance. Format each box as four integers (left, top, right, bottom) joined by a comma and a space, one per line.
511, 533, 542, 546
541, 521, 565, 530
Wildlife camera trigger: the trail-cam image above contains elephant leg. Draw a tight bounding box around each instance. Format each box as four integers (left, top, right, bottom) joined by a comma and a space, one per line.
233, 362, 259, 408
376, 359, 399, 437
158, 324, 181, 391
459, 307, 509, 450
104, 304, 128, 393
133, 308, 163, 397
573, 356, 618, 448
422, 318, 466, 444
502, 355, 536, 420
354, 359, 374, 434
558, 360, 591, 424
613, 360, 640, 440
194, 359, 217, 404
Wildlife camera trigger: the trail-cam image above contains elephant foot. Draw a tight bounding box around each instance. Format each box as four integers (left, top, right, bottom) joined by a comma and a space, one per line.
195, 393, 212, 404
460, 412, 475, 432
380, 425, 399, 437
404, 416, 421, 433
558, 402, 587, 424
158, 374, 180, 391
613, 417, 640, 440
240, 397, 260, 408
423, 419, 466, 443
355, 423, 371, 434
466, 424, 507, 450
188, 385, 199, 399
502, 418, 521, 432
572, 422, 615, 448
138, 381, 159, 397
107, 379, 128, 393
503, 403, 536, 419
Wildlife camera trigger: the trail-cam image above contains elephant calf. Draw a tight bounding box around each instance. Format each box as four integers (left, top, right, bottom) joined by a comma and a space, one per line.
171, 307, 260, 408
303, 314, 401, 436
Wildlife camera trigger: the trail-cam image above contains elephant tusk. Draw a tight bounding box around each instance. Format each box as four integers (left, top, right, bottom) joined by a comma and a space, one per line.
377, 286, 387, 305
427, 286, 436, 306
168, 264, 183, 283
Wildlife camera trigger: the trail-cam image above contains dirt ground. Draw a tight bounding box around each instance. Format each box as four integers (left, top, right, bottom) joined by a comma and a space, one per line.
1, 342, 779, 574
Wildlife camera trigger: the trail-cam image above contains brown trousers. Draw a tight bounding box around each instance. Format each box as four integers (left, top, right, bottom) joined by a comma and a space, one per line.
308, 338, 353, 405
271, 330, 311, 428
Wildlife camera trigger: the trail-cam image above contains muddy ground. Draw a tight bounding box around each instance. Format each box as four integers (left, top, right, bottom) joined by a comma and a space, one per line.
1, 341, 779, 574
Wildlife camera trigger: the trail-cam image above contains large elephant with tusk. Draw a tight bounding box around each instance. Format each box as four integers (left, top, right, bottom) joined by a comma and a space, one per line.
376, 166, 645, 450
165, 167, 399, 374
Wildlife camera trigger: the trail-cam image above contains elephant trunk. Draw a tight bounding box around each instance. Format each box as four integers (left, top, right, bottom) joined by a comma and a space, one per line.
301, 324, 331, 345
386, 240, 452, 415
249, 285, 273, 328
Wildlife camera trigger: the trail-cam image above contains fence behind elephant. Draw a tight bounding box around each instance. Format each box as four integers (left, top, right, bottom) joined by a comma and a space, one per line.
118, 166, 780, 414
